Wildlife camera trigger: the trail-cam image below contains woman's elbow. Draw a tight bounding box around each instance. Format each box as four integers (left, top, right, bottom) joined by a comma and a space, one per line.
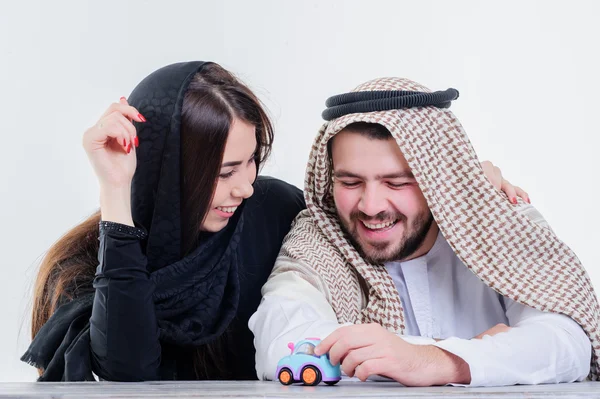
92, 355, 160, 381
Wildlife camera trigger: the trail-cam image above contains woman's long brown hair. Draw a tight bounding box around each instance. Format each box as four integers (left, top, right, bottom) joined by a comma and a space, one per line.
30, 62, 274, 379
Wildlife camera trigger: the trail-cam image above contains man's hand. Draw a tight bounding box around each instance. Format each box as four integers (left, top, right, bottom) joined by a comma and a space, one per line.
314, 323, 471, 386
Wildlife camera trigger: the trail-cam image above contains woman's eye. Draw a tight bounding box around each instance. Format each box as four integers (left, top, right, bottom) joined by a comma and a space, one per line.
340, 181, 360, 188
388, 182, 408, 189
219, 170, 235, 179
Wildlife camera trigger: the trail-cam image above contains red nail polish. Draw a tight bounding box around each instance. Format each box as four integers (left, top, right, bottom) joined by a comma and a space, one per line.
134, 136, 139, 147
120, 96, 126, 101
138, 113, 147, 122
127, 143, 131, 154
511, 197, 517, 204
123, 139, 127, 147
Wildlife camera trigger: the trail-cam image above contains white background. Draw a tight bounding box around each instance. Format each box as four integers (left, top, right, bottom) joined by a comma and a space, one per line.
0, 0, 598, 382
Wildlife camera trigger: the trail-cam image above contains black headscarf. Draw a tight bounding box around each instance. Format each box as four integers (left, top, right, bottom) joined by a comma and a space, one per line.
22, 61, 244, 380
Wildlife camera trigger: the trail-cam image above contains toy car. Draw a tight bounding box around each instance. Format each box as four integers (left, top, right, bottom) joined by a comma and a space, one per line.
276, 338, 341, 386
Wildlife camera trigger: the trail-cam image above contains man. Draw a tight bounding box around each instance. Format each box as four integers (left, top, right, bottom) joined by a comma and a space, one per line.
249, 77, 597, 386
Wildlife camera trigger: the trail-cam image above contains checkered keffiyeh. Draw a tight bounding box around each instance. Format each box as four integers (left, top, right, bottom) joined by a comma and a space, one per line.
276, 77, 600, 379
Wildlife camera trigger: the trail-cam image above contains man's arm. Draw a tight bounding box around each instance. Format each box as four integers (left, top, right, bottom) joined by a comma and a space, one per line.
251, 261, 592, 386
309, 290, 591, 386
434, 299, 591, 386
248, 268, 343, 380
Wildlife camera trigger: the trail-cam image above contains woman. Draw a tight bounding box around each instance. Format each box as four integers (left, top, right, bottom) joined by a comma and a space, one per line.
23, 61, 304, 381
22, 61, 525, 382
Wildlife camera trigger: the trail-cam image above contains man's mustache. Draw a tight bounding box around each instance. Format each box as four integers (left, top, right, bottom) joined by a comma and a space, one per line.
350, 211, 406, 224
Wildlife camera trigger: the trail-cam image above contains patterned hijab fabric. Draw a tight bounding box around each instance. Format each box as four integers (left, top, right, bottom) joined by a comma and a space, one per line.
279, 77, 600, 379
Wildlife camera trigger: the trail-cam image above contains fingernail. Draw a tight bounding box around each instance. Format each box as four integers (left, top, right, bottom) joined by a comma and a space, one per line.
123, 139, 127, 147
120, 96, 126, 101
138, 113, 147, 122
511, 197, 517, 204
526, 197, 531, 204
134, 136, 139, 147
127, 143, 132, 154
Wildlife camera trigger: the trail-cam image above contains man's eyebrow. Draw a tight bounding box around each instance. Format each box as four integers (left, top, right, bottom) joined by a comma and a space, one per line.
333, 170, 414, 180
333, 170, 365, 179
375, 172, 415, 180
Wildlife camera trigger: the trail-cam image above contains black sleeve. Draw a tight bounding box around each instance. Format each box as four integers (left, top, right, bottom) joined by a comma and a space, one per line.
89, 221, 161, 381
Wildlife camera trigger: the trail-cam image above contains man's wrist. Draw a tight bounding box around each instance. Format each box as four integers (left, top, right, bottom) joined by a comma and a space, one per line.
423, 345, 471, 385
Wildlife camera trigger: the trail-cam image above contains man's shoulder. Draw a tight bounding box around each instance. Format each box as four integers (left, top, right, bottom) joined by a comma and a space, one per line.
279, 209, 335, 256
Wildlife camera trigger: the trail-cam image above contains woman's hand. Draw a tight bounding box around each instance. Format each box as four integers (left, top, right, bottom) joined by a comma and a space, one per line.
83, 97, 145, 225
83, 97, 144, 189
481, 161, 530, 204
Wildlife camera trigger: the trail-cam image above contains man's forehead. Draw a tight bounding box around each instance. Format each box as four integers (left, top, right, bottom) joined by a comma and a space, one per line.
330, 131, 413, 176
333, 168, 415, 181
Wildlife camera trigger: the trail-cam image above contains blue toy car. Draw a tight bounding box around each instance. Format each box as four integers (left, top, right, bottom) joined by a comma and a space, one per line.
276, 338, 341, 386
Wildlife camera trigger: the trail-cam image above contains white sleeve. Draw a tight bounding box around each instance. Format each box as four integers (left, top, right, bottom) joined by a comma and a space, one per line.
433, 298, 591, 387
248, 268, 436, 381
248, 270, 346, 381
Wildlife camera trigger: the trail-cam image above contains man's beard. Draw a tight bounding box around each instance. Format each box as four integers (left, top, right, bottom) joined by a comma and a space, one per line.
339, 209, 435, 264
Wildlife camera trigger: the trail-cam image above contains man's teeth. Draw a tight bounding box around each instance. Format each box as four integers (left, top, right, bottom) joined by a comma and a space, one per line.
217, 206, 237, 213
363, 220, 397, 230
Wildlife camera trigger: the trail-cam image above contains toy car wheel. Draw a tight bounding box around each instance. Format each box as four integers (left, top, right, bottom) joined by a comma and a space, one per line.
301, 365, 322, 386
278, 368, 294, 385
324, 380, 339, 386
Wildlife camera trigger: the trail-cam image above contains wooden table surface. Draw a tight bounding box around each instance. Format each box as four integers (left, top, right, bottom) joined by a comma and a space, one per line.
0, 380, 599, 398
